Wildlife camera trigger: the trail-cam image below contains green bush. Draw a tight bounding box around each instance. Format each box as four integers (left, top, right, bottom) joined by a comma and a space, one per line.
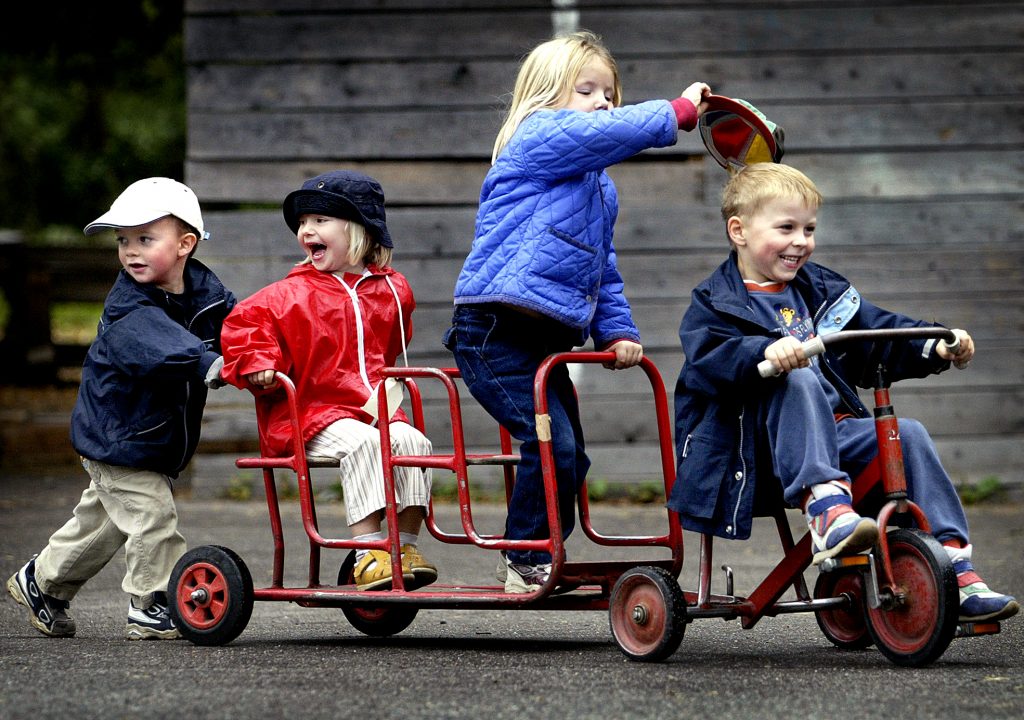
0, 2, 185, 240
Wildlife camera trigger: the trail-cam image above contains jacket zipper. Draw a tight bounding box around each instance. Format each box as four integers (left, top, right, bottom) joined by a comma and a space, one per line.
729, 408, 748, 536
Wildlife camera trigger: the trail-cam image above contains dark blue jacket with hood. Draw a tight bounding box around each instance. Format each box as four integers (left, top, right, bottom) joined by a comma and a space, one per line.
668, 254, 952, 540
70, 259, 235, 478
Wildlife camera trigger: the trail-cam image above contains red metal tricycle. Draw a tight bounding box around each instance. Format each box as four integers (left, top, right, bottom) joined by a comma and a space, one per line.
167, 326, 1003, 666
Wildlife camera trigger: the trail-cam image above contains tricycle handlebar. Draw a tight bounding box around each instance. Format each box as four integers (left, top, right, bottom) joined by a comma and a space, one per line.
757, 327, 959, 378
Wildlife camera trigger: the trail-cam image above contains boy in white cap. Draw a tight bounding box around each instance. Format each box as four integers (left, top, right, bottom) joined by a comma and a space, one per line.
6, 178, 236, 639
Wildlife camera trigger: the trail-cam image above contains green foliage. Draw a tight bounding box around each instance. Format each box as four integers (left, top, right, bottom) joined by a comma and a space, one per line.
0, 2, 185, 239
586, 478, 610, 502
51, 303, 103, 345
629, 481, 665, 504
223, 476, 255, 502
956, 476, 1005, 505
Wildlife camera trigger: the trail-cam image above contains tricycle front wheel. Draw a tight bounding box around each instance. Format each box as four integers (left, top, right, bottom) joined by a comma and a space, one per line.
865, 529, 958, 667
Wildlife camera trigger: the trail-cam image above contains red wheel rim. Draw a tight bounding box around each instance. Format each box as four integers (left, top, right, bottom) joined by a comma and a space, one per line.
610, 575, 669, 655
175, 561, 231, 630
869, 544, 939, 652
820, 573, 868, 643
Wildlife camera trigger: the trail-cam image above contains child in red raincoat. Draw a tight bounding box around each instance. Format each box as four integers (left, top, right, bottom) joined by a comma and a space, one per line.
220, 170, 436, 591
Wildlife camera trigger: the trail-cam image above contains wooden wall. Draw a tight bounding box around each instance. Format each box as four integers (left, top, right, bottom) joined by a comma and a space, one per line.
184, 0, 1024, 488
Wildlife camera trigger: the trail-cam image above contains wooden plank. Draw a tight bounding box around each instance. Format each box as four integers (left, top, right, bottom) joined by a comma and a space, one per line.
185, 6, 1022, 62
189, 1, 1024, 13
202, 208, 479, 259
402, 298, 1024, 354
188, 52, 1024, 111
186, 12, 553, 63
200, 198, 1024, 264
704, 151, 1023, 201
185, 151, 1019, 206
612, 199, 1024, 250
582, 5, 1024, 55
220, 246, 1020, 305
618, 52, 1024, 104
187, 151, 1022, 217
189, 1, 551, 13
186, 99, 1023, 160
187, 60, 520, 111
186, 160, 490, 204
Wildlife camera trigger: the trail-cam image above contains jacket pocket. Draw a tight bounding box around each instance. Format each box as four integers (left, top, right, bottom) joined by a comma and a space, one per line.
671, 431, 733, 519
534, 227, 599, 288
128, 410, 173, 440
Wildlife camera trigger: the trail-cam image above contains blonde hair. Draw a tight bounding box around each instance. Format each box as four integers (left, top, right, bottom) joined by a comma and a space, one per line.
721, 163, 823, 231
298, 221, 393, 268
491, 30, 622, 163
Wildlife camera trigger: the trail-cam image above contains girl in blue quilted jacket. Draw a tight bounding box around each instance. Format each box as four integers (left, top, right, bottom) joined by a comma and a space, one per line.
444, 30, 710, 592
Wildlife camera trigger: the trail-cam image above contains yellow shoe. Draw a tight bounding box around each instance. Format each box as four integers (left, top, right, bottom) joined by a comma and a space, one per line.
353, 549, 397, 591
401, 544, 438, 590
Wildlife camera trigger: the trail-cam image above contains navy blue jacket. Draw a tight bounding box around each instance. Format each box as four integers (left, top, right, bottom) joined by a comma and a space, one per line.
70, 259, 235, 477
667, 253, 951, 539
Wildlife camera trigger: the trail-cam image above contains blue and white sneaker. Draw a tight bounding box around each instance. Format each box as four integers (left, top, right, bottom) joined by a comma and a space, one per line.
954, 560, 1020, 622
6, 556, 76, 638
126, 592, 180, 640
807, 495, 879, 566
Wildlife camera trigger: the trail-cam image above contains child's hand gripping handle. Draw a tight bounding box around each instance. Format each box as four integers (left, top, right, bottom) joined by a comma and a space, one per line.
757, 328, 963, 377
940, 335, 966, 368
757, 337, 826, 378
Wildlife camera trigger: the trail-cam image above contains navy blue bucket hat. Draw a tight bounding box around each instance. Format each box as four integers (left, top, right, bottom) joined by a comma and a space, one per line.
283, 170, 393, 248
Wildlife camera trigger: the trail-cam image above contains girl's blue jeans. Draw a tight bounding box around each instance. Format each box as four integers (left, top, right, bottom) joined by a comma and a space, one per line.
765, 368, 969, 543
444, 304, 589, 564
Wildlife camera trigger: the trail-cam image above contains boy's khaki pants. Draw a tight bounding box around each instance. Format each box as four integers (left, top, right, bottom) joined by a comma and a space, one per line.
34, 458, 186, 608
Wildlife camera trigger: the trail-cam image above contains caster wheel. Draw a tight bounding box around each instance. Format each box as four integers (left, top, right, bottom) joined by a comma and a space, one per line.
337, 551, 418, 637
169, 545, 253, 646
865, 529, 958, 667
609, 566, 686, 662
814, 569, 873, 650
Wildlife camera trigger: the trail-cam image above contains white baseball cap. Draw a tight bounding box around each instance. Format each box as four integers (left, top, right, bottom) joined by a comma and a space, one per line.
84, 177, 205, 237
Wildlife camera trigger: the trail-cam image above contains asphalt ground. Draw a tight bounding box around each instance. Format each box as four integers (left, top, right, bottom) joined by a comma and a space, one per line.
1, 471, 1022, 720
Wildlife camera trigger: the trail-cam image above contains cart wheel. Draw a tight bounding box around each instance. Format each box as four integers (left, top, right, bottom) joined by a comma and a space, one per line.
865, 528, 958, 667
814, 570, 873, 650
337, 551, 418, 637
169, 545, 253, 646
609, 566, 686, 662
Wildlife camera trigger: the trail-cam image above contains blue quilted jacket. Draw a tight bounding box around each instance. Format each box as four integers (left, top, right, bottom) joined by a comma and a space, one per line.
454, 99, 679, 347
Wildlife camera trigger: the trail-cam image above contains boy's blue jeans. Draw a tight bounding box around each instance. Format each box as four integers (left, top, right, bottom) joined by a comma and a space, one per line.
765, 368, 969, 543
444, 304, 589, 564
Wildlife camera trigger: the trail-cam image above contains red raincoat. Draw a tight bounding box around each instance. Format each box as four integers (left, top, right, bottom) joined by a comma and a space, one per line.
220, 263, 414, 456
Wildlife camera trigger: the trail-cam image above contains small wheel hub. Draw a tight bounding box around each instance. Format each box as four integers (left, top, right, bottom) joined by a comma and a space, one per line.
632, 604, 649, 625
190, 587, 210, 605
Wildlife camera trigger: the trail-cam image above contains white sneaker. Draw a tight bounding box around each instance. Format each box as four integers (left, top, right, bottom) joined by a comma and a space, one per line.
125, 593, 180, 640
495, 551, 549, 594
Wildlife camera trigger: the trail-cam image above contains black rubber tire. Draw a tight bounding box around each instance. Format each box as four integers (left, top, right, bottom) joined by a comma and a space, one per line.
608, 566, 686, 662
169, 545, 254, 646
864, 528, 959, 667
337, 550, 418, 637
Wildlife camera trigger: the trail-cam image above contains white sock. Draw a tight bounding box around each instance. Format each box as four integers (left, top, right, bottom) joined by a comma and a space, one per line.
943, 542, 973, 565
353, 531, 386, 562
399, 532, 418, 548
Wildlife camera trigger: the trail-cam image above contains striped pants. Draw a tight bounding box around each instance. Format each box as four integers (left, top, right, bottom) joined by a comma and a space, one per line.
306, 419, 432, 525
